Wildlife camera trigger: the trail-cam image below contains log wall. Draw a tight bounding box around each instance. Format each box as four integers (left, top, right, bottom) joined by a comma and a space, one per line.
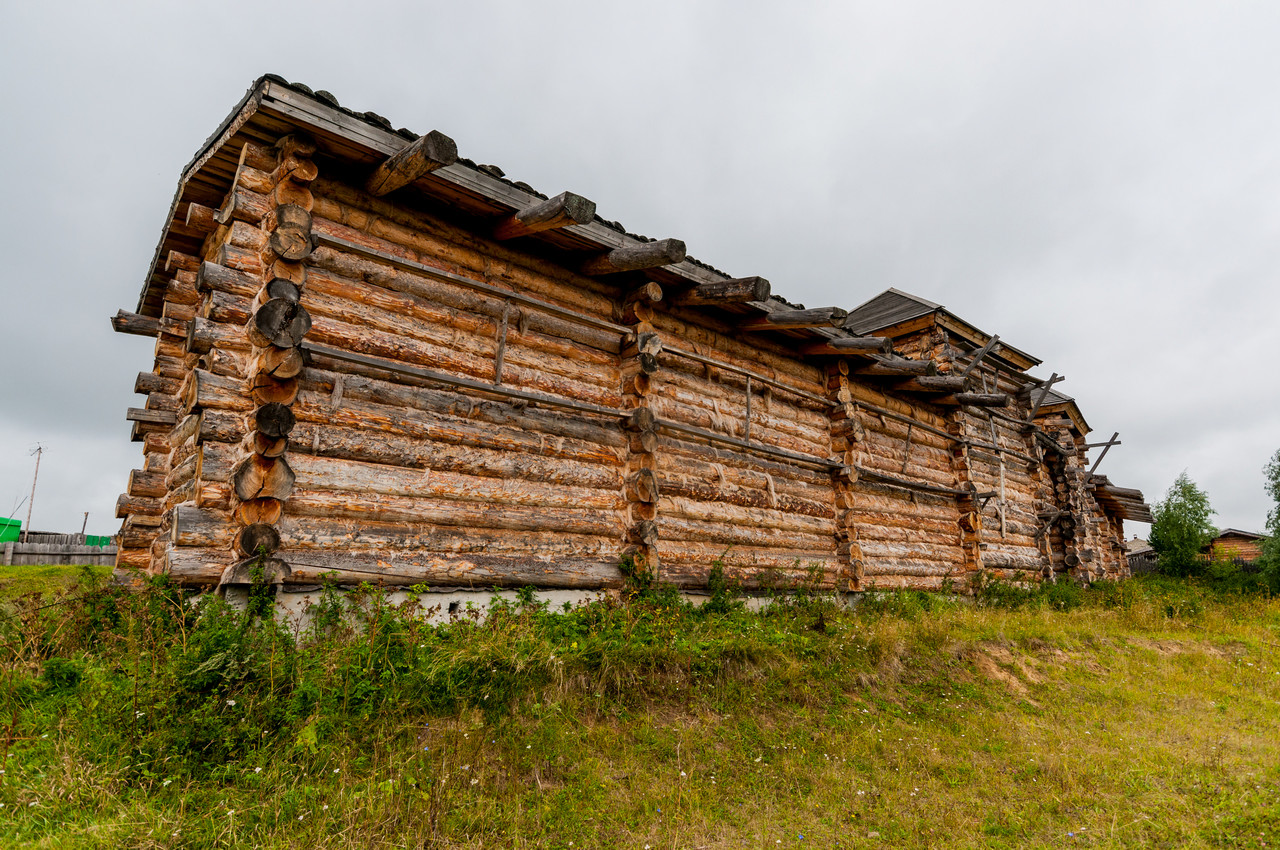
113, 129, 1138, 596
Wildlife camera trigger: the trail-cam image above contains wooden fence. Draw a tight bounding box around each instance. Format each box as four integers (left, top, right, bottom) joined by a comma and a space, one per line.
2, 542, 118, 566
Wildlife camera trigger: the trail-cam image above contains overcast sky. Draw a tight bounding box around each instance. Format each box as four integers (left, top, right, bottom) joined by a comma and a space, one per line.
2, 1, 1277, 537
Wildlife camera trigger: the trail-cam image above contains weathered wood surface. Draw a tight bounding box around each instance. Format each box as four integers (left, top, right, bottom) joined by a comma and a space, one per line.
739, 307, 848, 331
365, 130, 458, 196
580, 239, 686, 275
493, 191, 596, 240
672, 276, 771, 306
4, 542, 118, 566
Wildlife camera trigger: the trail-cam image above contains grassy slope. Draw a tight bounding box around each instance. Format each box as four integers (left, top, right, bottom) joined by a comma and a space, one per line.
0, 570, 1277, 848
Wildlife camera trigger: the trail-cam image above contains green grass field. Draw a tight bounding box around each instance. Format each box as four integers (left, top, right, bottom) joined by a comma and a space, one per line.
0, 563, 110, 600
0, 566, 1276, 848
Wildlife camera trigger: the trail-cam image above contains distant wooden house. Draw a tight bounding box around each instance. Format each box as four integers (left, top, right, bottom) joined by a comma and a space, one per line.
1206, 529, 1269, 562
109, 75, 1150, 597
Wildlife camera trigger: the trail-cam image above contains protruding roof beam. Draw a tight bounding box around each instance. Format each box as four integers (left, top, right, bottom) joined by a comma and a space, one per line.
855, 356, 937, 377
581, 238, 686, 275
739, 307, 848, 332
493, 191, 596, 240
365, 130, 459, 197
799, 336, 893, 357
895, 376, 967, 394
938, 392, 1009, 407
672, 276, 771, 306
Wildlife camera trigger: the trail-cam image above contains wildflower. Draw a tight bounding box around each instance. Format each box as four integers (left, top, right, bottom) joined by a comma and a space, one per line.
162, 779, 172, 787
333, 768, 340, 774
470, 778, 479, 786
40, 734, 47, 739
679, 771, 686, 777
323, 805, 329, 811
226, 700, 236, 707
297, 815, 304, 821
254, 767, 262, 774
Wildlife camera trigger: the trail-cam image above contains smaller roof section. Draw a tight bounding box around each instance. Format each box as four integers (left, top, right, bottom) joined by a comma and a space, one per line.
1214, 528, 1270, 541
844, 288, 1040, 371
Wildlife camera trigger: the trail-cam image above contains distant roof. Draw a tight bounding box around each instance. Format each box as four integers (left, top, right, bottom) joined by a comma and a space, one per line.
845, 288, 942, 335
844, 288, 1041, 370
1214, 528, 1270, 540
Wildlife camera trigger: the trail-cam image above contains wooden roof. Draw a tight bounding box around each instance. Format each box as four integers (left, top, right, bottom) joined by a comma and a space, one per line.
844, 288, 1041, 371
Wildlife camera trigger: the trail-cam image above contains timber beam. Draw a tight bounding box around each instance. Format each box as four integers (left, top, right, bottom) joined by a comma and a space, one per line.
672, 276, 771, 306
493, 191, 596, 240
365, 130, 459, 196
855, 356, 938, 377
799, 336, 893, 357
935, 392, 1010, 407
581, 238, 687, 275
894, 375, 967, 394
739, 306, 849, 332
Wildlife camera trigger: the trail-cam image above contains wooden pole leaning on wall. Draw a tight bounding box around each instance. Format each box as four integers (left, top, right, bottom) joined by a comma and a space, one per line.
493, 191, 596, 240
365, 130, 459, 197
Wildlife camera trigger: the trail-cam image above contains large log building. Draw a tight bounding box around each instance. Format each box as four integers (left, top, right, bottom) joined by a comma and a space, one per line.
111, 75, 1150, 596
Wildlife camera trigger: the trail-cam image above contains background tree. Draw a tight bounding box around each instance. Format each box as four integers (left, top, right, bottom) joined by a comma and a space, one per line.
1258, 449, 1280, 592
1148, 472, 1216, 578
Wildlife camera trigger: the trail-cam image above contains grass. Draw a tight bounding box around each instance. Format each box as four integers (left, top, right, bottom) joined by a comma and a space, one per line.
0, 564, 110, 600
0, 567, 1277, 848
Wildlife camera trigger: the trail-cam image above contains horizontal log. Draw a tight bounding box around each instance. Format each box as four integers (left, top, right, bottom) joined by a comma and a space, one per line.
134, 371, 179, 396
302, 341, 622, 421
184, 369, 251, 413
739, 307, 848, 331
300, 276, 620, 395
798, 336, 894, 357
188, 317, 249, 354
127, 408, 177, 427
856, 356, 938, 377
127, 469, 166, 499
290, 421, 621, 489
937, 393, 1009, 407
581, 238, 686, 275
116, 493, 161, 519
854, 466, 978, 498
286, 488, 622, 537
660, 494, 834, 537
112, 310, 160, 337
185, 202, 218, 232
671, 276, 771, 307
493, 191, 596, 240
282, 549, 624, 590
657, 345, 835, 411
161, 545, 234, 584
311, 233, 630, 341
657, 473, 834, 519
215, 186, 271, 225
657, 513, 833, 551
289, 452, 621, 512
895, 376, 967, 394
655, 416, 841, 471
365, 130, 459, 196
